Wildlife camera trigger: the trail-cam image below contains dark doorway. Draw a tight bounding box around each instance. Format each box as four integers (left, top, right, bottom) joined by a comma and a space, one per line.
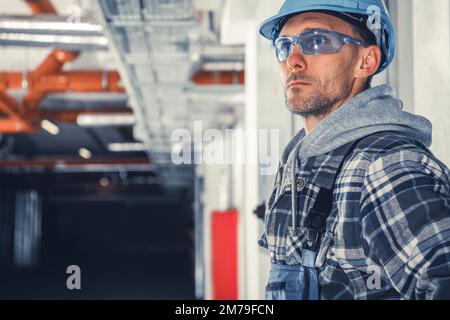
0, 171, 195, 300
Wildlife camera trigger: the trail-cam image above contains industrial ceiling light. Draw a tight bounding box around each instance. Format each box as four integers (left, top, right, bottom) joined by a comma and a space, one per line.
76, 114, 136, 127
40, 119, 60, 135
107, 142, 146, 152
99, 177, 110, 187
78, 147, 92, 159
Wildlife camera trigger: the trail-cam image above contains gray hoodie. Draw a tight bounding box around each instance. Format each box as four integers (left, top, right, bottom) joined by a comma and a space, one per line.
282, 84, 433, 168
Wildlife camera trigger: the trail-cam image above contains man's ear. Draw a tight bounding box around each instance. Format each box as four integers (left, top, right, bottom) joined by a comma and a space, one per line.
355, 45, 382, 79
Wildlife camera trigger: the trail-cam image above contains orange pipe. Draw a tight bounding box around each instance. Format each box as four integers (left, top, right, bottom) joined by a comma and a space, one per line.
29, 50, 79, 86
0, 89, 20, 115
23, 71, 124, 112
35, 72, 124, 92
0, 118, 36, 133
192, 70, 245, 85
24, 49, 80, 112
5, 0, 124, 134
24, 72, 124, 112
0, 72, 23, 90
3, 70, 241, 90
0, 87, 35, 133
0, 70, 127, 133
0, 100, 18, 119
23, 1, 80, 111
24, 0, 57, 15
0, 71, 124, 92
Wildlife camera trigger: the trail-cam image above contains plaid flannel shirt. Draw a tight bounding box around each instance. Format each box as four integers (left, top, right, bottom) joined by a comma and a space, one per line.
259, 131, 450, 299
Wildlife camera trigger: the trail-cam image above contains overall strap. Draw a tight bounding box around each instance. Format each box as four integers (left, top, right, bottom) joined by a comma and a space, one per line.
302, 137, 364, 252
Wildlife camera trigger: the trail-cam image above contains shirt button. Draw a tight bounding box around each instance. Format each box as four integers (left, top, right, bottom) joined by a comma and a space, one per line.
296, 178, 306, 189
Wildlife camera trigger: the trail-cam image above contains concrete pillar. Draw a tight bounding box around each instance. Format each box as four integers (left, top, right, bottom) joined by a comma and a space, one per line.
411, 0, 450, 164
386, 0, 415, 113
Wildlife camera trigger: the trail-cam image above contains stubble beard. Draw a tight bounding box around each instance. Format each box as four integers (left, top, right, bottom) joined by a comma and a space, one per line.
285, 77, 352, 118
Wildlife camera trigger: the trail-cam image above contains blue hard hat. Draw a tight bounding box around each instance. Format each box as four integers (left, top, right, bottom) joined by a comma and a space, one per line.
259, 0, 395, 74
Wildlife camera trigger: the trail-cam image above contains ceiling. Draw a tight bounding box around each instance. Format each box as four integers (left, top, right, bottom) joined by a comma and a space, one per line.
0, 0, 245, 187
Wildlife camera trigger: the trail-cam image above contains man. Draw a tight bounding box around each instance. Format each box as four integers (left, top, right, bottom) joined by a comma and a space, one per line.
258, 0, 450, 300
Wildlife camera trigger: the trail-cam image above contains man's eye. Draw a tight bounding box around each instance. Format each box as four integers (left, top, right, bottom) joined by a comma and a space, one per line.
312, 36, 326, 46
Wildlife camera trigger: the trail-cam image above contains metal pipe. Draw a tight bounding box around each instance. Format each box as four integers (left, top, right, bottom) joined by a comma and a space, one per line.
200, 44, 245, 61
0, 15, 108, 50
0, 15, 104, 36
0, 33, 108, 51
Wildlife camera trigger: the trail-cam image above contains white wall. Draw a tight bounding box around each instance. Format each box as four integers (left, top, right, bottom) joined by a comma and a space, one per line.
411, 0, 450, 164
387, 0, 450, 165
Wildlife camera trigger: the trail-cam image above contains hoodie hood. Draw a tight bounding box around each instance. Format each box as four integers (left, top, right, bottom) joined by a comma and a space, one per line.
282, 85, 433, 166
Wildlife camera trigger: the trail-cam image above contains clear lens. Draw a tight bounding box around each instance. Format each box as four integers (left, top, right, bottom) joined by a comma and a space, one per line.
274, 29, 349, 62
300, 33, 340, 55
275, 37, 292, 62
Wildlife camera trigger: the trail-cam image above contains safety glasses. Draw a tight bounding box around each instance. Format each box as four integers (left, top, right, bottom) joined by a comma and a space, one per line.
274, 28, 368, 62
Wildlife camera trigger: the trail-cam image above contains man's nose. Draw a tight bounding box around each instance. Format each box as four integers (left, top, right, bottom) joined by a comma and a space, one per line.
286, 44, 306, 71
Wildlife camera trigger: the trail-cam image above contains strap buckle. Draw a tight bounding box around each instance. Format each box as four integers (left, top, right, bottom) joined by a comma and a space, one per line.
303, 228, 320, 251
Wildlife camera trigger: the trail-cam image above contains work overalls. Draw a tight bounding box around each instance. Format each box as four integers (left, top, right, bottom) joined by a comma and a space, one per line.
264, 139, 362, 300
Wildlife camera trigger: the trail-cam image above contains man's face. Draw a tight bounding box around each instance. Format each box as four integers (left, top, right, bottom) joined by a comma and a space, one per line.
278, 12, 363, 117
